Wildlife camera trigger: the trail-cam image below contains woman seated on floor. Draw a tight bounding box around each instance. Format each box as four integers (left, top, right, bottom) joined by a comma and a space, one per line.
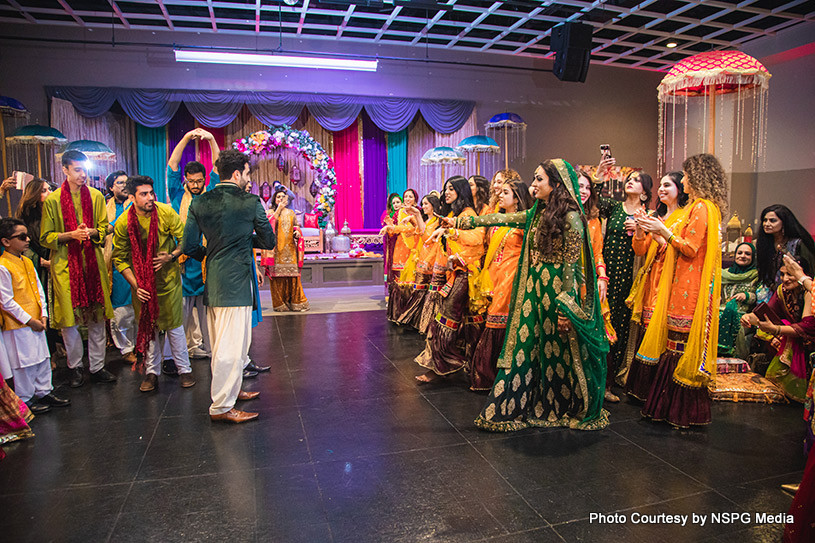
741, 259, 815, 403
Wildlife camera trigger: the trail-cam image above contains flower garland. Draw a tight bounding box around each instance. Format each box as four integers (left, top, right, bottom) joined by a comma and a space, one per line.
233, 124, 337, 226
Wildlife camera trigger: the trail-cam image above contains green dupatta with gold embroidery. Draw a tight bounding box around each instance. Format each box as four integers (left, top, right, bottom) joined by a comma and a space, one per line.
461, 159, 610, 431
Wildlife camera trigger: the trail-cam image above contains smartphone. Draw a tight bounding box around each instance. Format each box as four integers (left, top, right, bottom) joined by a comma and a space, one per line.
600, 144, 612, 159
13, 170, 32, 190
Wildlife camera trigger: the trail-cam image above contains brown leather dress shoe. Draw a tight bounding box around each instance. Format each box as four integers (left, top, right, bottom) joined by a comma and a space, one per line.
210, 408, 259, 423
179, 373, 196, 388
139, 373, 158, 392
237, 390, 260, 401
123, 352, 138, 365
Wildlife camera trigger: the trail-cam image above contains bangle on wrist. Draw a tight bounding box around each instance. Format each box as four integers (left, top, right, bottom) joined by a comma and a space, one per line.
797, 275, 811, 286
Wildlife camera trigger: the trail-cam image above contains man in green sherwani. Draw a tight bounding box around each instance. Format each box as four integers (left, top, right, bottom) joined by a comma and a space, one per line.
41, 150, 116, 388
113, 175, 195, 393
183, 149, 276, 424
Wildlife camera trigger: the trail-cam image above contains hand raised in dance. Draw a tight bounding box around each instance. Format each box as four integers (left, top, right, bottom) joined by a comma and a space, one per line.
438, 216, 456, 228
428, 227, 446, 243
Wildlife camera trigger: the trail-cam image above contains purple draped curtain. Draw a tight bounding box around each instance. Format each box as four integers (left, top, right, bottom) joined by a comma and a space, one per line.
361, 113, 388, 230
46, 87, 473, 134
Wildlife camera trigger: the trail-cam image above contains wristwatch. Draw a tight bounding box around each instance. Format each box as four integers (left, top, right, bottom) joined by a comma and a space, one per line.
170, 252, 179, 262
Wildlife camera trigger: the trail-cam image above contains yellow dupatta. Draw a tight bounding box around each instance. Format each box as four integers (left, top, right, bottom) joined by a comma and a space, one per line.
476, 226, 512, 297
635, 199, 722, 388
399, 216, 436, 284
626, 208, 685, 323
446, 208, 486, 313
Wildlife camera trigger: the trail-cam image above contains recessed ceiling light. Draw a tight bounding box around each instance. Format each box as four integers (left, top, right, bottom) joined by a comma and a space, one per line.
666, 42, 678, 48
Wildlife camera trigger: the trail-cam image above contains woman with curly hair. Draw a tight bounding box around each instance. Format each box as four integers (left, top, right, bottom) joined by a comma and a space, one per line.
446, 159, 609, 431
634, 153, 727, 427
488, 169, 522, 212
469, 179, 533, 391
468, 175, 492, 216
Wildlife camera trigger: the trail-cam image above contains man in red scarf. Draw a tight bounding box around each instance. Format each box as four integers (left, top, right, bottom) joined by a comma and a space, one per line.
41, 150, 115, 388
112, 176, 194, 392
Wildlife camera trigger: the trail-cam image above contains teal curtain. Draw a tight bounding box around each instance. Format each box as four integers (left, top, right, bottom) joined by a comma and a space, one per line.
136, 123, 168, 202
386, 129, 408, 196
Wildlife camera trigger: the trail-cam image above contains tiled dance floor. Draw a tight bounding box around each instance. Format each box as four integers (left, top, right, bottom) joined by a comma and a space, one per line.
0, 311, 805, 542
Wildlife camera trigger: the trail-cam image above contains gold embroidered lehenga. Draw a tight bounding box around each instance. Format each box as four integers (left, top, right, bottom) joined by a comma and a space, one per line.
263, 208, 309, 312
461, 160, 610, 432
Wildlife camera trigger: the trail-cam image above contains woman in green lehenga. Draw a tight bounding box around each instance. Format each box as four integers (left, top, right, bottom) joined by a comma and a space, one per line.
448, 159, 610, 431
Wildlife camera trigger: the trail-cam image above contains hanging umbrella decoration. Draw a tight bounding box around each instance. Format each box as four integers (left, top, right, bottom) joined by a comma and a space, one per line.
657, 50, 771, 176
0, 95, 30, 181
56, 140, 117, 191
5, 125, 67, 178
420, 146, 466, 183
485, 112, 526, 171
456, 135, 500, 176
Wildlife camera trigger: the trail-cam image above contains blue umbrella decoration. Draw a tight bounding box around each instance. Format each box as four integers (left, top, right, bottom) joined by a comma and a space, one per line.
456, 135, 500, 176
6, 124, 68, 178
485, 112, 527, 170
420, 146, 466, 182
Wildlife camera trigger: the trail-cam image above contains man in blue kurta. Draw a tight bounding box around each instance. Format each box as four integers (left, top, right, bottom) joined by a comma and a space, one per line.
168, 128, 219, 360
104, 170, 136, 366
182, 149, 276, 424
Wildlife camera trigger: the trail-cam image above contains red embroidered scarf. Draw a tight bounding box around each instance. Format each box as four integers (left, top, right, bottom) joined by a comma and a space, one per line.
128, 205, 159, 356
60, 181, 104, 308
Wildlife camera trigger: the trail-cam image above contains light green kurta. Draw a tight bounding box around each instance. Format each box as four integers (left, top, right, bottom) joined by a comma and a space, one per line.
40, 186, 113, 328
112, 202, 184, 331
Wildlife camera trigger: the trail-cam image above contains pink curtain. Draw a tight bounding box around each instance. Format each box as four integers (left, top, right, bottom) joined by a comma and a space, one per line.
332, 120, 362, 230
196, 124, 225, 173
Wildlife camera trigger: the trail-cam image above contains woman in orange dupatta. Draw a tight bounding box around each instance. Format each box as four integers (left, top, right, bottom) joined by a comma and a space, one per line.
469, 180, 533, 390
415, 177, 485, 383
381, 189, 419, 322
634, 154, 727, 427
262, 188, 309, 312
624, 171, 688, 401
396, 194, 442, 331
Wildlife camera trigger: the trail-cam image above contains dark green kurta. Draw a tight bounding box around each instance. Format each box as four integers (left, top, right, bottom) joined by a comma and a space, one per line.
181, 183, 276, 308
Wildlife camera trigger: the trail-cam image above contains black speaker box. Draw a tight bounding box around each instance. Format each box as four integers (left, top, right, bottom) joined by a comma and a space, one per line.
551, 22, 592, 83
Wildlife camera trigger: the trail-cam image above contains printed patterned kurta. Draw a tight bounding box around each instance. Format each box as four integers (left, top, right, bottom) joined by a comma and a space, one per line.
483, 227, 524, 328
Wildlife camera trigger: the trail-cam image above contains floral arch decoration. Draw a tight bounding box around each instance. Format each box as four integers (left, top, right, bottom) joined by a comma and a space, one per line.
233, 124, 336, 226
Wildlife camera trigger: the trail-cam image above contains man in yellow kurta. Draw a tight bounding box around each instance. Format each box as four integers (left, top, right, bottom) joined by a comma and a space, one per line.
40, 150, 116, 388
112, 175, 194, 393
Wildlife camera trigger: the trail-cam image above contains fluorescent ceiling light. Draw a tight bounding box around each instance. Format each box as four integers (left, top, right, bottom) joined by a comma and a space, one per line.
666, 42, 678, 48
174, 50, 378, 71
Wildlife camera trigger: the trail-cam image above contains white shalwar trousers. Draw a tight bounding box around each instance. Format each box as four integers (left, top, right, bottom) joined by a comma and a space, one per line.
61, 321, 107, 373
207, 306, 250, 415
111, 305, 136, 356
144, 326, 192, 376
184, 295, 211, 355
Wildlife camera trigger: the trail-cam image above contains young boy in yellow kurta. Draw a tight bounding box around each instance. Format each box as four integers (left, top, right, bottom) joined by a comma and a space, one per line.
112, 176, 194, 393
0, 218, 70, 414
